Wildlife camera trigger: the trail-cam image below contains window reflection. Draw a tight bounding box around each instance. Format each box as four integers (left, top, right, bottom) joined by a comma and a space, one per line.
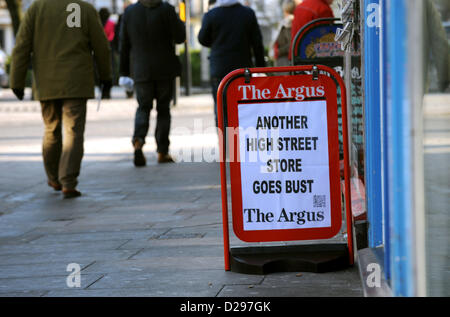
423, 0, 449, 297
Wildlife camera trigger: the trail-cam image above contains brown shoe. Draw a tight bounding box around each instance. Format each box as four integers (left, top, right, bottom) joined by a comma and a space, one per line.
62, 189, 82, 199
157, 153, 175, 163
47, 181, 62, 191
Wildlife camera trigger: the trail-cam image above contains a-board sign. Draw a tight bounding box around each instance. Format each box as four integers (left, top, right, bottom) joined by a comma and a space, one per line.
221, 70, 342, 243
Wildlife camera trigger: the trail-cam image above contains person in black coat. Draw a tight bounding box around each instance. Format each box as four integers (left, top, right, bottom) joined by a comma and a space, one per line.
120, 0, 186, 166
198, 0, 266, 128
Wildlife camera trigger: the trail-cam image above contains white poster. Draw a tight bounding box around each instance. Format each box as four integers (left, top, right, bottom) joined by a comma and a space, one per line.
238, 100, 332, 231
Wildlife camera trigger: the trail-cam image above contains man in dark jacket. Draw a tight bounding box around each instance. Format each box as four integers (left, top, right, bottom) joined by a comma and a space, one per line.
198, 0, 265, 128
10, 0, 111, 199
120, 0, 185, 166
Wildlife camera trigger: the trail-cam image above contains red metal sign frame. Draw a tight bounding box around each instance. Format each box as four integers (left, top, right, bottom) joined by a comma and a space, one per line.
218, 65, 354, 270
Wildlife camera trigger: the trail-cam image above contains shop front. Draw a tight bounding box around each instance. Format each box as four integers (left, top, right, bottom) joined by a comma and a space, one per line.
360, 0, 449, 297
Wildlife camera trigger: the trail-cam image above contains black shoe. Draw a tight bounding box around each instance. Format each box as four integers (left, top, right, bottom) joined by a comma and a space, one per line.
63, 189, 82, 199
134, 149, 146, 167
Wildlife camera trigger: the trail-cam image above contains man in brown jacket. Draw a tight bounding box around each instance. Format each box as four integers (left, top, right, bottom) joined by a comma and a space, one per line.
10, 0, 112, 198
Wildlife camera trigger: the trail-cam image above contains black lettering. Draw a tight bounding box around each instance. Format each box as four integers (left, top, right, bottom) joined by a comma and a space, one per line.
265, 159, 302, 173
316, 211, 325, 221
256, 117, 263, 130
286, 179, 313, 193
266, 212, 274, 222
277, 138, 283, 151
254, 116, 309, 130
246, 138, 255, 151
299, 137, 305, 150
252, 180, 282, 194
264, 117, 271, 129
302, 116, 308, 129
253, 181, 261, 194
278, 208, 289, 222
307, 179, 313, 192
305, 138, 311, 150
296, 211, 306, 225
312, 137, 318, 150
271, 137, 319, 151
290, 137, 298, 150
266, 159, 273, 173
299, 179, 314, 193
272, 116, 279, 128
278, 116, 285, 129
294, 116, 301, 129
285, 180, 292, 193
286, 116, 293, 128
276, 180, 282, 193
296, 159, 303, 172
244, 208, 257, 222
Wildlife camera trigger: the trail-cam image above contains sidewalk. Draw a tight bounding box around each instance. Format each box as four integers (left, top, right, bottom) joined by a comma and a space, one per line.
0, 89, 363, 297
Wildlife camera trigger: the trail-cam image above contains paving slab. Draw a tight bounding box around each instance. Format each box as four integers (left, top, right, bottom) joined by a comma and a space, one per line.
0, 239, 128, 255
0, 261, 95, 279
83, 270, 264, 297
0, 290, 49, 297
0, 273, 104, 292
81, 256, 224, 275
43, 288, 163, 297
117, 235, 222, 250
28, 228, 166, 243
0, 249, 138, 266
129, 244, 224, 259
218, 268, 363, 297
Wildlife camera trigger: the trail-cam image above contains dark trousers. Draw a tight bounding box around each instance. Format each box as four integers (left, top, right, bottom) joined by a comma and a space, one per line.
211, 76, 228, 129
133, 79, 173, 154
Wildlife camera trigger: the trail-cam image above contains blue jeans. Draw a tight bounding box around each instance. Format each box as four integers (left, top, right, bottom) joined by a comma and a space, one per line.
133, 80, 173, 154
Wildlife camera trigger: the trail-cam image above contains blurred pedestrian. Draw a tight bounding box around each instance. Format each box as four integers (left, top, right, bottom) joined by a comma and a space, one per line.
208, 0, 217, 9
119, 0, 185, 166
113, 0, 134, 98
9, 0, 112, 198
99, 8, 116, 43
273, 0, 296, 68
290, 0, 334, 60
424, 0, 449, 92
198, 0, 266, 128
99, 7, 116, 99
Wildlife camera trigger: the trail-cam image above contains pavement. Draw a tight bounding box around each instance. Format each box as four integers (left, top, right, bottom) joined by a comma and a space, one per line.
0, 87, 363, 297
422, 94, 450, 297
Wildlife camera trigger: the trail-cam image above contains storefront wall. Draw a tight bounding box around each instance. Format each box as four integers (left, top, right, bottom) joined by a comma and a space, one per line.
363, 0, 435, 296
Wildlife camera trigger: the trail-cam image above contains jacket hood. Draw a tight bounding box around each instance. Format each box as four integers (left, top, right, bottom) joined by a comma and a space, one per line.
216, 0, 241, 7
139, 0, 162, 8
